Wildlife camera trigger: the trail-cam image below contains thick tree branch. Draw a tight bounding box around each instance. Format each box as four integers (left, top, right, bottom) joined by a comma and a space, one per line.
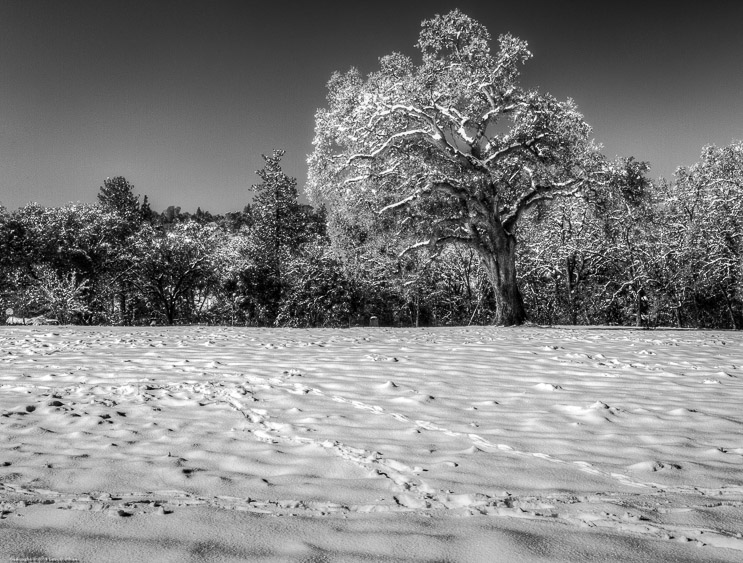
483, 133, 547, 165
502, 172, 584, 232
398, 239, 431, 257
397, 234, 474, 258
345, 129, 429, 165
378, 194, 418, 214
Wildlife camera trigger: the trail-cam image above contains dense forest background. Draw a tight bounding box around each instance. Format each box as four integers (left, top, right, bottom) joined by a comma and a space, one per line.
1, 141, 741, 329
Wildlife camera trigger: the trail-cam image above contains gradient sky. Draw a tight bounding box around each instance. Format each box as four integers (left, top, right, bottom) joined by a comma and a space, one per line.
1, 0, 742, 213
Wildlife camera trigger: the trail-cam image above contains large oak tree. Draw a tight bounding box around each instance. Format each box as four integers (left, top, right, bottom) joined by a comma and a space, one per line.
308, 10, 605, 325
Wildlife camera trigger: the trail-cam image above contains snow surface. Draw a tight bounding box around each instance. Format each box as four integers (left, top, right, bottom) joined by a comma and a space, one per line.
1, 325, 742, 562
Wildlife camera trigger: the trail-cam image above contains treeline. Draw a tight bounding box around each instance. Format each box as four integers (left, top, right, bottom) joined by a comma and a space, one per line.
0, 151, 489, 327
0, 144, 741, 329
518, 143, 742, 329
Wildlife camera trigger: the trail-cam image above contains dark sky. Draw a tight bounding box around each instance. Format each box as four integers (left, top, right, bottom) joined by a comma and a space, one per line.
1, 0, 742, 213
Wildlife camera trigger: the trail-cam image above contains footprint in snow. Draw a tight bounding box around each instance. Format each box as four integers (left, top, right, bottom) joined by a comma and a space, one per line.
363, 354, 398, 362
628, 460, 682, 472
378, 381, 401, 392
534, 383, 563, 391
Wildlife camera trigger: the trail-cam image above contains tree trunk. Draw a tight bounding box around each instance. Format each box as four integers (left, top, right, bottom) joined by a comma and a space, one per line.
692, 292, 702, 328
722, 292, 739, 330
480, 235, 527, 326
118, 291, 127, 325
635, 288, 644, 328
565, 256, 577, 325
165, 302, 175, 325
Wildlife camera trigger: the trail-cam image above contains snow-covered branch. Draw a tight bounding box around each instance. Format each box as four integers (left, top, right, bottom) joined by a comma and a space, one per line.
483, 134, 547, 165
378, 194, 418, 215
345, 129, 429, 165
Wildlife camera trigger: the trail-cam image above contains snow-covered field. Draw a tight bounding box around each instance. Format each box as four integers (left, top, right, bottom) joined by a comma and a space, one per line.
1, 326, 742, 562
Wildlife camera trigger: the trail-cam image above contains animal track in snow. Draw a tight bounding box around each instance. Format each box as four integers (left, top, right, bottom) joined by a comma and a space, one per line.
235, 371, 681, 494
